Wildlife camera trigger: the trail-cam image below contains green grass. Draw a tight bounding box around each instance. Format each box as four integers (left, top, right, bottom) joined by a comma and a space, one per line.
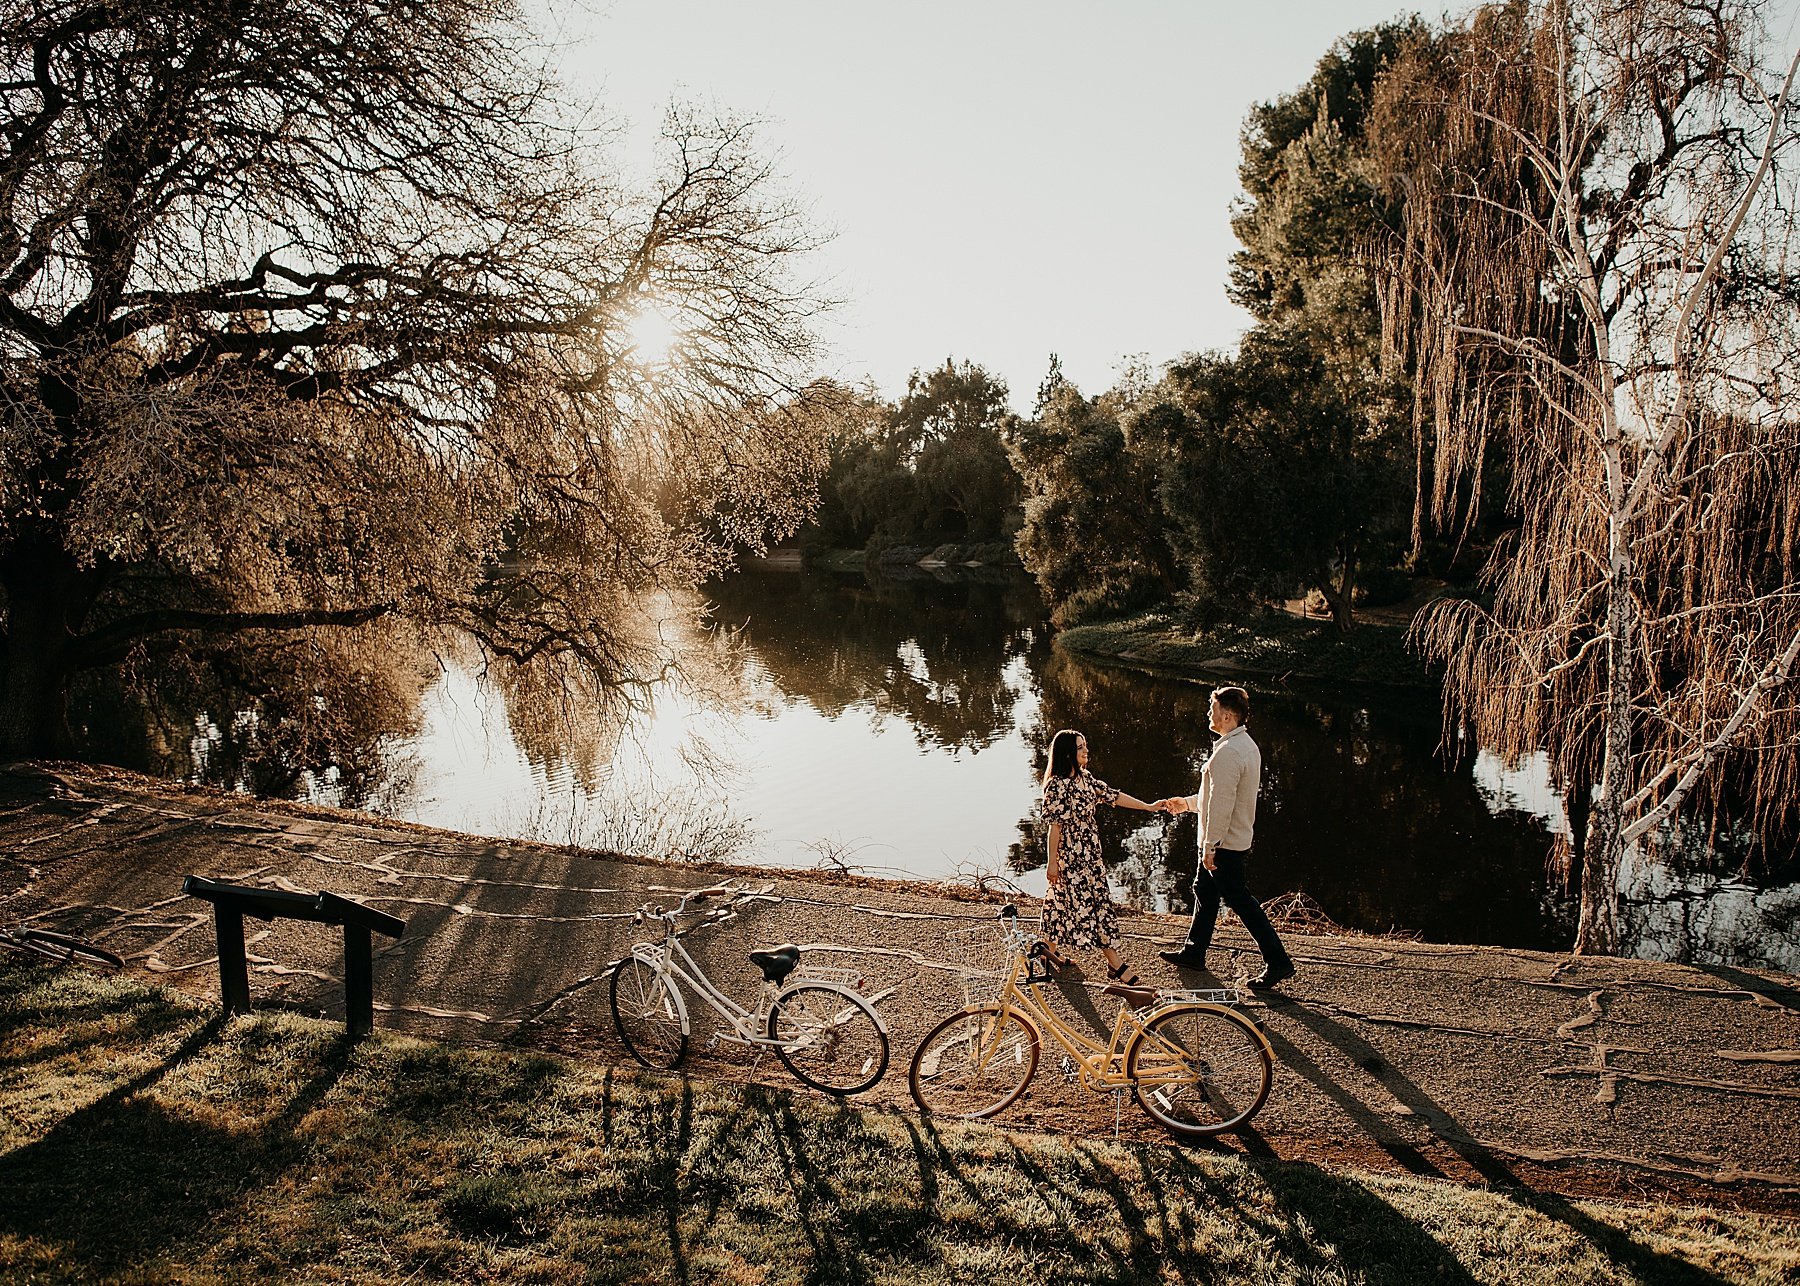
1058, 611, 1436, 689
3, 965, 1796, 1284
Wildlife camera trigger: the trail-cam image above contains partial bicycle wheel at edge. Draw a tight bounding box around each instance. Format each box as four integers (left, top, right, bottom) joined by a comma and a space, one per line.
767, 982, 889, 1095
608, 956, 688, 1071
908, 1003, 1040, 1120
1125, 1003, 1272, 1137
16, 929, 124, 971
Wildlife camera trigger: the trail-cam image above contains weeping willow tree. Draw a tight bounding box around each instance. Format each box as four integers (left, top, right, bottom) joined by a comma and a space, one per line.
1379, 0, 1800, 954
0, 0, 838, 763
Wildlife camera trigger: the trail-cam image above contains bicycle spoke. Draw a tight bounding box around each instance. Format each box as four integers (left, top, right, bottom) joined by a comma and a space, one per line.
1127, 1005, 1271, 1137
768, 983, 889, 1096
909, 1004, 1039, 1119
609, 956, 687, 1071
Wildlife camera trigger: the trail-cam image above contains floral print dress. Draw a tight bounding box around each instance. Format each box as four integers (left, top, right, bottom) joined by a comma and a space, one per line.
1040, 770, 1120, 950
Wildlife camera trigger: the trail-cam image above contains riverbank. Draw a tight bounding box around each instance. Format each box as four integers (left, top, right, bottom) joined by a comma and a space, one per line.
4, 760, 1798, 1226
1057, 608, 1437, 689
789, 540, 1022, 572
6, 968, 1797, 1284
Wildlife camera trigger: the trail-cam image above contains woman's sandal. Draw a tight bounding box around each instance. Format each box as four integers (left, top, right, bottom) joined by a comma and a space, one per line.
1035, 940, 1074, 972
1106, 960, 1143, 987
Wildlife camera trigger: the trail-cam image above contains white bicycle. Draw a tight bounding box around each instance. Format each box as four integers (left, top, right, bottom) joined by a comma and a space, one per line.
1, 922, 123, 972
609, 883, 891, 1096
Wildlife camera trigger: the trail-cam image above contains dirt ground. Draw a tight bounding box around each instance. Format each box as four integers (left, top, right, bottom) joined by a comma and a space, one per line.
4, 760, 1797, 1215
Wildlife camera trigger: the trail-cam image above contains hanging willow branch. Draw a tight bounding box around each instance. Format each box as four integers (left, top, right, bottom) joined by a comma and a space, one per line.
1375, 0, 1800, 953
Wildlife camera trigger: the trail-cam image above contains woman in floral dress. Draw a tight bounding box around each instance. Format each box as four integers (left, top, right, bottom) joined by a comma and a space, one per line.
1040, 728, 1166, 986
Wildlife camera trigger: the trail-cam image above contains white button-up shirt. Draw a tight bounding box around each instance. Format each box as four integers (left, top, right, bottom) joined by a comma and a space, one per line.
1188, 724, 1261, 852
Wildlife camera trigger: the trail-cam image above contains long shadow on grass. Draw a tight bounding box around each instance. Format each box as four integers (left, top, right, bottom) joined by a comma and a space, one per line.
0, 977, 196, 1079
0, 1017, 355, 1276
901, 1111, 1028, 1227
902, 1118, 1479, 1285
756, 1097, 878, 1286
1279, 999, 1736, 1286
1233, 1153, 1485, 1285
661, 1079, 695, 1286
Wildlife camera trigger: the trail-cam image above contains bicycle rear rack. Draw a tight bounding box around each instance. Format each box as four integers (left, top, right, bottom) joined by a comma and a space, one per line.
1156, 986, 1245, 1006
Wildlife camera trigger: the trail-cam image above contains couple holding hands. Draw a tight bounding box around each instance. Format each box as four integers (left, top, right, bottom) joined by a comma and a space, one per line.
1038, 685, 1296, 991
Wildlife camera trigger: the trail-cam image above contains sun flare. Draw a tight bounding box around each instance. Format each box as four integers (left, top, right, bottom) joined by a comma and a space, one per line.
624, 302, 682, 366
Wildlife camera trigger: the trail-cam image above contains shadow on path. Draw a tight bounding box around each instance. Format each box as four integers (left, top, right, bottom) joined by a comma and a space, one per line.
1280, 999, 1736, 1285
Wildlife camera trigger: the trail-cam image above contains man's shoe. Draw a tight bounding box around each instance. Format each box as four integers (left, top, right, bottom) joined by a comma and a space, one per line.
1247, 961, 1297, 990
1158, 948, 1209, 969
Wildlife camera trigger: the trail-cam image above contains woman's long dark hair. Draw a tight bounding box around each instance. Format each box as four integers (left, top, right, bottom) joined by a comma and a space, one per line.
1042, 729, 1083, 786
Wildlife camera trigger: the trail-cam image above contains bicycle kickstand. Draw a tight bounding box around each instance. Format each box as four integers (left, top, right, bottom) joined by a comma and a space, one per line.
1111, 1086, 1130, 1140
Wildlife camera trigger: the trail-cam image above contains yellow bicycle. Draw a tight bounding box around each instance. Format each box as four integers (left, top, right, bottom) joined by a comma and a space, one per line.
909, 904, 1273, 1137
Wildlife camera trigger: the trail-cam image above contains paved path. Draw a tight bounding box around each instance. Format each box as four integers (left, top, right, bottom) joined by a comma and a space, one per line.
4, 762, 1797, 1213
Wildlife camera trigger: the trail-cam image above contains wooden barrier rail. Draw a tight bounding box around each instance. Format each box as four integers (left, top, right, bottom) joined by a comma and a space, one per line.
180, 876, 407, 1036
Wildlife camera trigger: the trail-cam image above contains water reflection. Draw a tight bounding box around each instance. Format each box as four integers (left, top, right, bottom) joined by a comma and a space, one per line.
1012, 645, 1577, 952
703, 569, 1045, 752
77, 564, 1798, 969
71, 623, 433, 812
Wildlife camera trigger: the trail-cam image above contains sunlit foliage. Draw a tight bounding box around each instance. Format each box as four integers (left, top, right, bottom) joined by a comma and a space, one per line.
0, 0, 838, 757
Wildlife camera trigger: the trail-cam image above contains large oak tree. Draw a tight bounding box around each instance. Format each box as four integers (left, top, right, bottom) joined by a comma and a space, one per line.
0, 0, 836, 757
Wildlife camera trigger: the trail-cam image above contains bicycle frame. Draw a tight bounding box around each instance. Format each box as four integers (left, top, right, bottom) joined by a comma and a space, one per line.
986, 951, 1155, 1093
913, 909, 1274, 1135
954, 921, 1244, 1098
627, 903, 879, 1051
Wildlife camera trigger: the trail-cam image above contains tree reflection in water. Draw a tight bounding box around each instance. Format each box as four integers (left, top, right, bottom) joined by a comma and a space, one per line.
72, 564, 1798, 968
711, 566, 1795, 968
704, 566, 1046, 753
72, 621, 435, 812
1013, 645, 1577, 952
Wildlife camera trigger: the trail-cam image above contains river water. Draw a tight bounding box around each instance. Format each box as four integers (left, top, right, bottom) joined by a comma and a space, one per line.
284, 565, 1790, 973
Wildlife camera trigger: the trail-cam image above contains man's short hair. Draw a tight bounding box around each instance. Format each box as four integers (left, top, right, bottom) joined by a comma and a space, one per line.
1213, 686, 1251, 723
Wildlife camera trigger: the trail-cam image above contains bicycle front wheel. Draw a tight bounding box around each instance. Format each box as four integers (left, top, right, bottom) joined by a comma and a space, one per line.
1126, 1004, 1272, 1137
767, 983, 889, 1095
609, 956, 688, 1071
14, 929, 124, 972
908, 1004, 1040, 1120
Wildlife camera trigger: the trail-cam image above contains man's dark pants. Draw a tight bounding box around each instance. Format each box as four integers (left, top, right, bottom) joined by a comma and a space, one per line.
1180, 847, 1291, 967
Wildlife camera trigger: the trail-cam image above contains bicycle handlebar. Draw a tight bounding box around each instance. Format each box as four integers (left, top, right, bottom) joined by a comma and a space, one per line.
678, 883, 737, 911
637, 882, 743, 923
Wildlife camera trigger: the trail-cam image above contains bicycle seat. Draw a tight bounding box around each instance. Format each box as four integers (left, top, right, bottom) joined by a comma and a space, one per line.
1102, 982, 1159, 1009
748, 944, 800, 983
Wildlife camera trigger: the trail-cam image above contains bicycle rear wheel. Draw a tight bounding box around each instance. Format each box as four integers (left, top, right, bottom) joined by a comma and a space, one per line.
609, 956, 688, 1070
908, 1003, 1039, 1120
13, 929, 124, 972
767, 983, 889, 1095
1126, 1004, 1272, 1137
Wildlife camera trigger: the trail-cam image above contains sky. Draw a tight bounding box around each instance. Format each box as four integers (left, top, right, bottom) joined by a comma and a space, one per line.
534, 1, 1800, 412
528, 1, 1434, 409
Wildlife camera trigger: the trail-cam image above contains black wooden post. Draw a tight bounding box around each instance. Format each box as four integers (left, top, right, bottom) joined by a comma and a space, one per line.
344, 922, 373, 1037
212, 903, 252, 1015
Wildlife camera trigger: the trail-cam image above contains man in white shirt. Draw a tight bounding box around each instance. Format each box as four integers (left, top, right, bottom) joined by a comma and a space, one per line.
1156, 686, 1296, 989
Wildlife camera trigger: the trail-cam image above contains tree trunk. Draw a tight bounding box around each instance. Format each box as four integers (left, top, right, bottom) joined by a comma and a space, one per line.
1562, 765, 1592, 898
1409, 383, 1428, 569
1575, 531, 1632, 956
1317, 553, 1358, 635
0, 539, 88, 758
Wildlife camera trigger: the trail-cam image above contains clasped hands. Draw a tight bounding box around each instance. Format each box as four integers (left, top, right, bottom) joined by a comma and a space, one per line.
1150, 797, 1190, 815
